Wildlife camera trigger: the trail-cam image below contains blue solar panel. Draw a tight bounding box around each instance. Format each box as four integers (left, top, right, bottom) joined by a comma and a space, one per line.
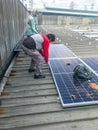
82, 57, 98, 73
49, 58, 98, 107
49, 44, 77, 59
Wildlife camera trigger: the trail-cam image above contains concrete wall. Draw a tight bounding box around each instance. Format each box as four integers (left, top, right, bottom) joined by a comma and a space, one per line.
38, 14, 98, 25
0, 0, 28, 80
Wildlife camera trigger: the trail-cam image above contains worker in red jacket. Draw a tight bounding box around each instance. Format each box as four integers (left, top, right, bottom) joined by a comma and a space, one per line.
22, 33, 55, 79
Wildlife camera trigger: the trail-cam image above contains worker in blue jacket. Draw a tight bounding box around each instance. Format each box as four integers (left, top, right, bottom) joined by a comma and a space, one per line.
25, 10, 38, 37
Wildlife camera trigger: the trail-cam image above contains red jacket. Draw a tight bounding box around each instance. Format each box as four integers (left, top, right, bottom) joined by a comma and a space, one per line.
39, 35, 50, 63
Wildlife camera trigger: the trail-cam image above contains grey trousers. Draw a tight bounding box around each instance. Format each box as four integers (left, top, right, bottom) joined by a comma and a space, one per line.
22, 45, 45, 75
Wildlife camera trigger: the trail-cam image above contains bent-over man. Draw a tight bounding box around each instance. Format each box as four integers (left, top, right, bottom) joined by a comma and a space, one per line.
22, 33, 55, 79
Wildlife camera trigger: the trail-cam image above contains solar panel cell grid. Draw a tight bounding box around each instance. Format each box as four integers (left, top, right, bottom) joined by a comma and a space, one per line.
53, 73, 98, 107
49, 44, 77, 59
49, 58, 82, 74
82, 57, 98, 73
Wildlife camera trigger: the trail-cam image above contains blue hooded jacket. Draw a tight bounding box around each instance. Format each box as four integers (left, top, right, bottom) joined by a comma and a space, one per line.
25, 15, 38, 36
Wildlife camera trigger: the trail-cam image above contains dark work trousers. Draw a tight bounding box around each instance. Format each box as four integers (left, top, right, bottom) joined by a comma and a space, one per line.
22, 45, 45, 75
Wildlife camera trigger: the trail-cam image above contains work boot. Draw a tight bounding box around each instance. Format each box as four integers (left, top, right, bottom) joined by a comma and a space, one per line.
28, 68, 35, 72
34, 74, 45, 79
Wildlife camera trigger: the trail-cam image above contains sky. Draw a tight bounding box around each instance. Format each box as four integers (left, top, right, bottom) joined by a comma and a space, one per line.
32, 0, 98, 11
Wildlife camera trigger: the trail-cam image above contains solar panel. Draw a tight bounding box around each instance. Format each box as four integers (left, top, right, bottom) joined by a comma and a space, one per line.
49, 55, 98, 107
82, 57, 98, 73
49, 44, 77, 59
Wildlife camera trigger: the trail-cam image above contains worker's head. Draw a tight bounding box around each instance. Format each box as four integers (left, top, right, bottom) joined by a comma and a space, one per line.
46, 34, 55, 42
32, 9, 38, 16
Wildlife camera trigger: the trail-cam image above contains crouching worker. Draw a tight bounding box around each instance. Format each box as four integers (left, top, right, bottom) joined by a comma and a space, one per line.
22, 33, 55, 79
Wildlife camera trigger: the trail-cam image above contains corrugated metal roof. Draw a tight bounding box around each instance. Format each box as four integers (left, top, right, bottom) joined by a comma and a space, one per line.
1, 25, 98, 130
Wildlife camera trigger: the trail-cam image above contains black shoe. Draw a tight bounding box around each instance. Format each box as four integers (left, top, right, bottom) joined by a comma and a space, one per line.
34, 74, 45, 79
28, 69, 35, 72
